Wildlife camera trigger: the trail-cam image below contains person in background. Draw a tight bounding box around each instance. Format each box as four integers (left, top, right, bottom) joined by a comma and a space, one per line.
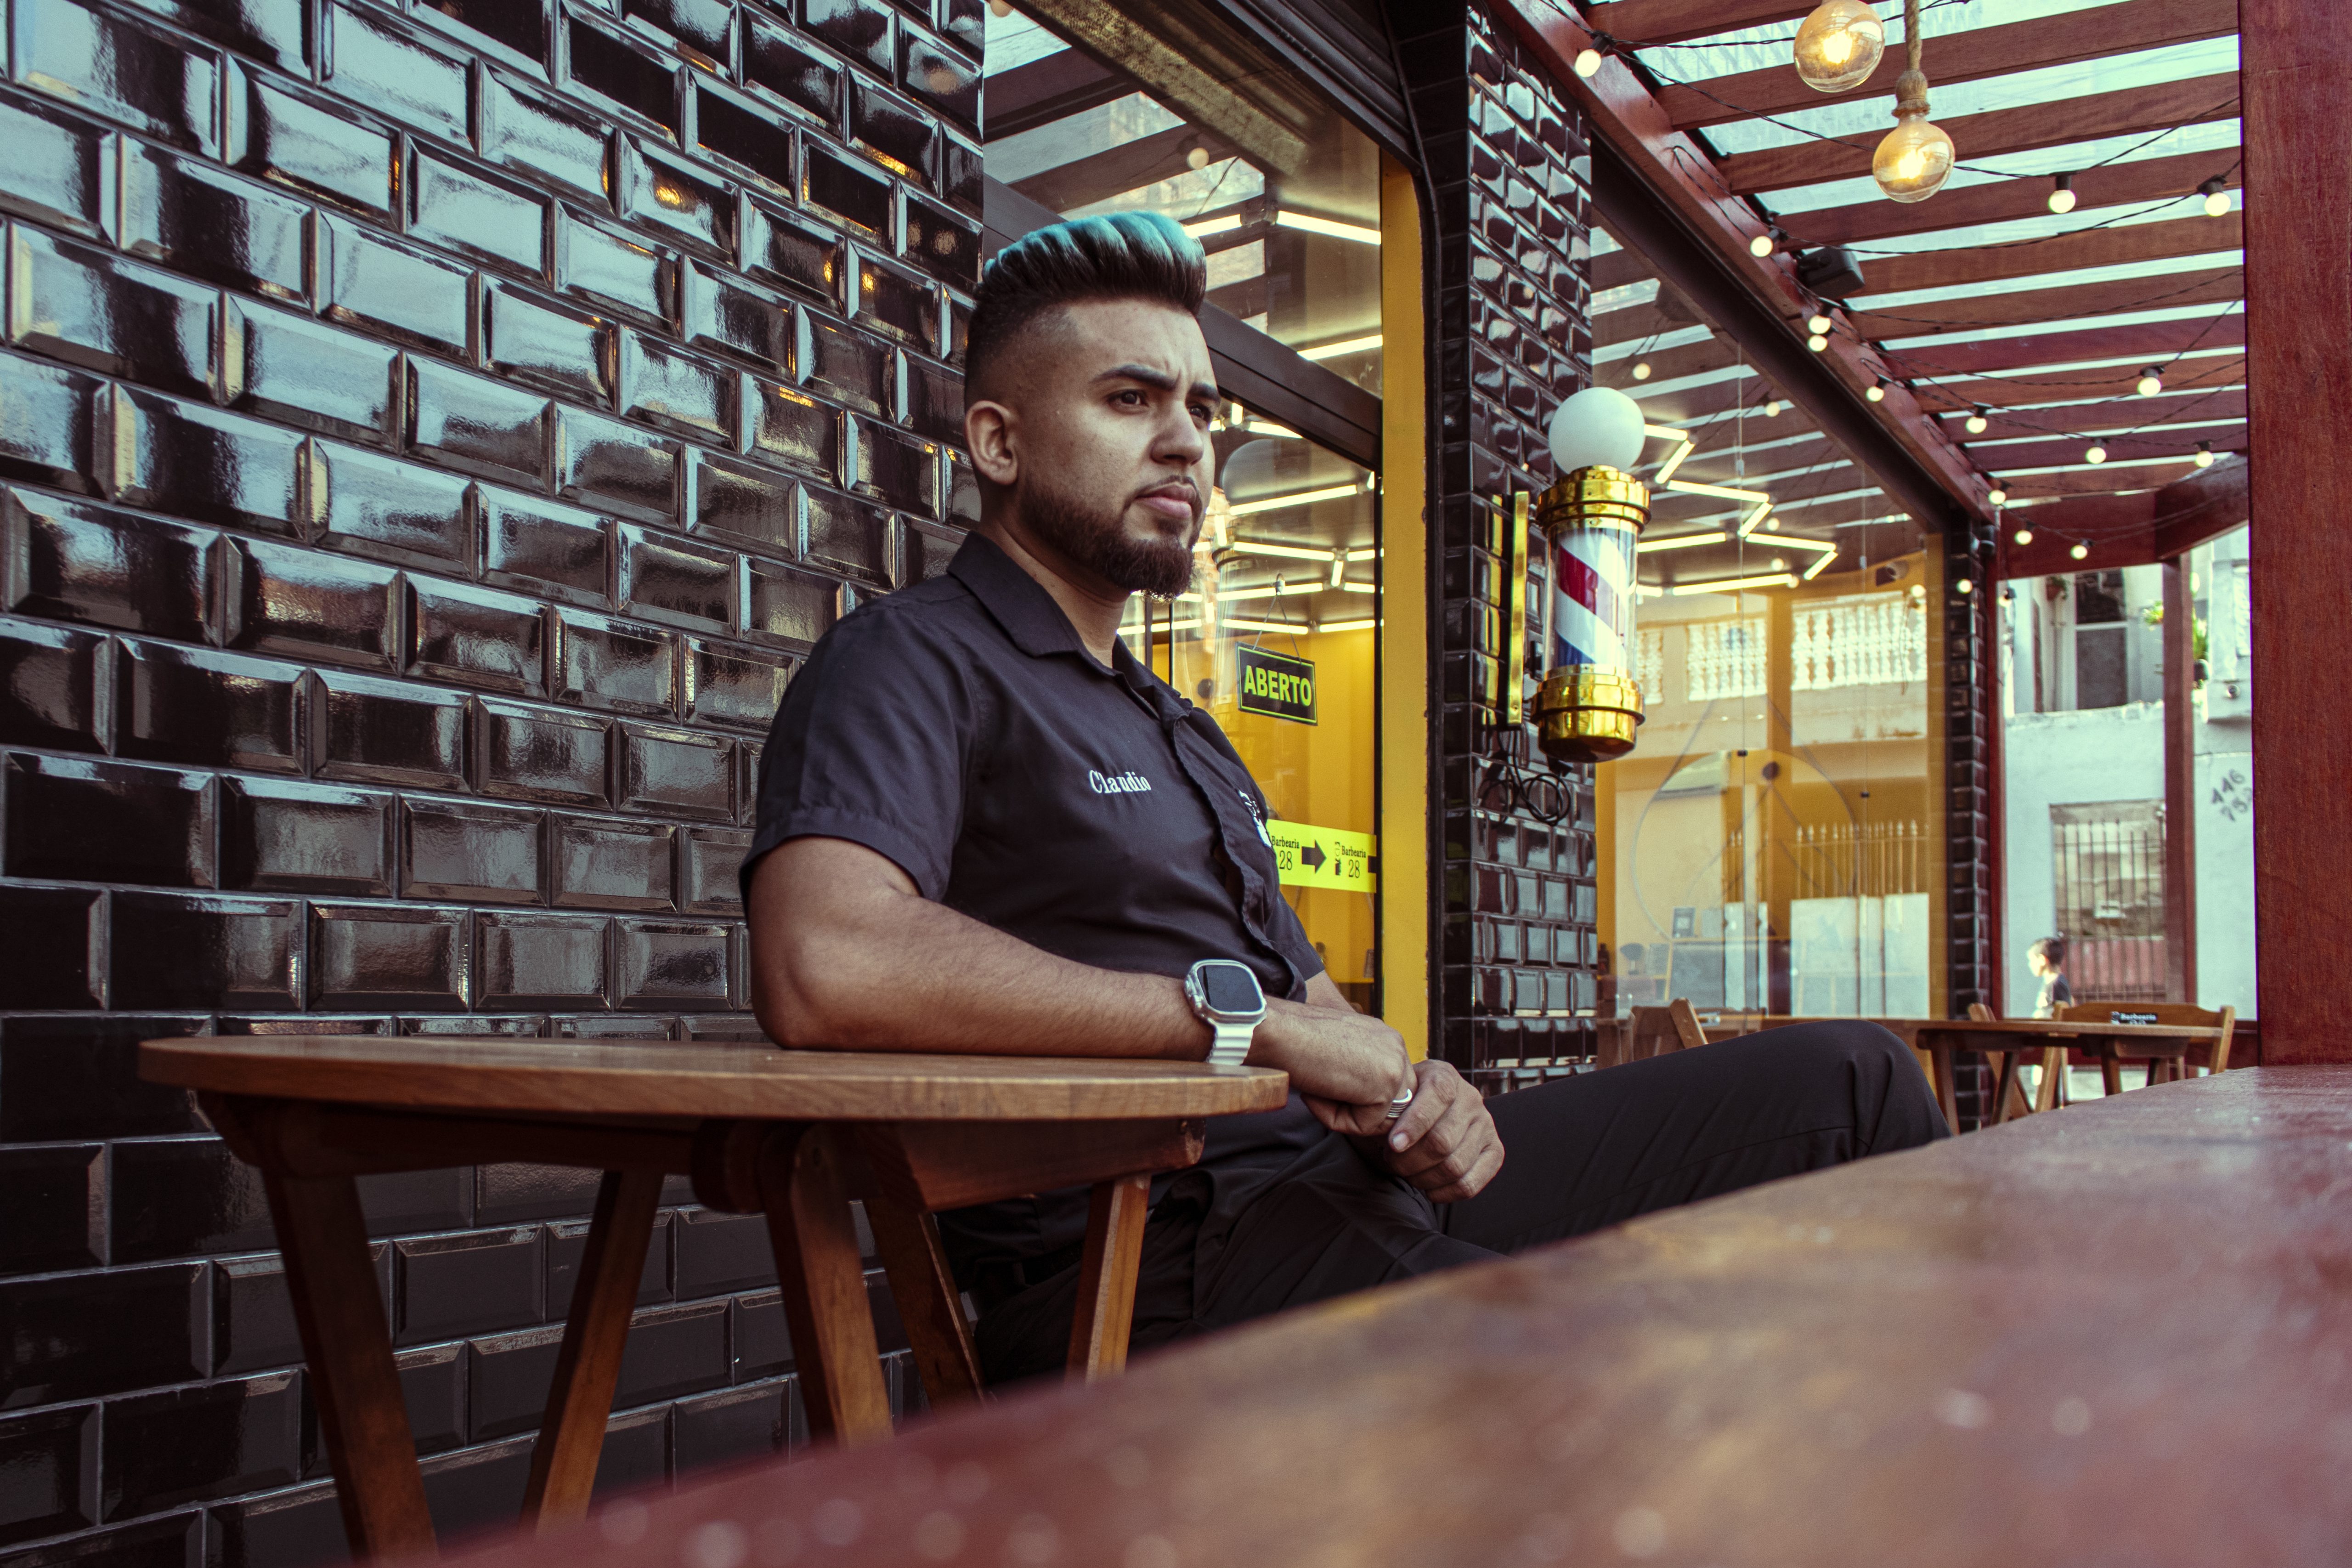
2028, 935, 2072, 1019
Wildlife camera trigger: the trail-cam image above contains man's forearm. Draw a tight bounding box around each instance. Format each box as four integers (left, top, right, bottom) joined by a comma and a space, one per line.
746, 838, 1408, 1104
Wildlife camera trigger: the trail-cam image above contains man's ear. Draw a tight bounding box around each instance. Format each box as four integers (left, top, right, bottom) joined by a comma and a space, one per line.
965, 398, 1019, 487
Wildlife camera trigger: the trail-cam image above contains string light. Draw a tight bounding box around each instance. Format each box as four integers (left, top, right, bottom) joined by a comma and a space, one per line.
2070, 542, 2090, 560
2199, 177, 2230, 217
1749, 232, 1774, 256
1575, 46, 1605, 77
2013, 527, 2034, 545
1807, 311, 1832, 334
1184, 143, 1211, 170
1871, 0, 1953, 203
2047, 173, 2076, 214
1965, 406, 1989, 434
2085, 443, 2107, 464
1765, 399, 1784, 416
1807, 333, 1829, 351
1631, 362, 1653, 380
1793, 0, 1886, 92
2136, 366, 2163, 397
1955, 577, 1974, 595
1987, 484, 2007, 504
2195, 441, 2215, 467
1866, 379, 1887, 402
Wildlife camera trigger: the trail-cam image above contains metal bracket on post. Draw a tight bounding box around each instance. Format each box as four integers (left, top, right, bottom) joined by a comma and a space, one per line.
1504, 491, 1530, 725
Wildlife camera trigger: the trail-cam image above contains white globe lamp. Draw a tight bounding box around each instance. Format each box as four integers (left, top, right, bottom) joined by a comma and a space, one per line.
1547, 385, 1648, 476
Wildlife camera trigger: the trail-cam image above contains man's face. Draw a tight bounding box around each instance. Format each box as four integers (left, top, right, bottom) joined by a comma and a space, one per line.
967, 297, 1219, 599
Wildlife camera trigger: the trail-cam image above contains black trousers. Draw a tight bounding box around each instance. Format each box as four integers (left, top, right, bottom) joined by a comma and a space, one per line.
975, 1019, 1947, 1385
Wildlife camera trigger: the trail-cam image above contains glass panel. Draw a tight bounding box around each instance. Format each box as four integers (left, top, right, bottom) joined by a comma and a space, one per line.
1586, 225, 1948, 1025
982, 9, 1385, 393
1122, 432, 1381, 1007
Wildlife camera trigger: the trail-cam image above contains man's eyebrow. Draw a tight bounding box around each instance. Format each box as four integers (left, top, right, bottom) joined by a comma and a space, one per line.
1096, 364, 1223, 407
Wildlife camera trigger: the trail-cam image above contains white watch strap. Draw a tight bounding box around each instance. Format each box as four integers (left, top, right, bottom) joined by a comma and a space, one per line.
1206, 1019, 1255, 1067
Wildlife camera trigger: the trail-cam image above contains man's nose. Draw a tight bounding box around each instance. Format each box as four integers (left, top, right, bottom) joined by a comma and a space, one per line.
1154, 404, 1206, 468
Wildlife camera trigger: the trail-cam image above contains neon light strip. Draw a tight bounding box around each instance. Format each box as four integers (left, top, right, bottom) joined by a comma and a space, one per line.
1665, 479, 1773, 504
1300, 333, 1382, 362
1746, 532, 1839, 554
1273, 211, 1380, 246
1181, 215, 1244, 238
1635, 533, 1726, 555
1226, 482, 1364, 517
1736, 501, 1773, 538
1668, 572, 1799, 596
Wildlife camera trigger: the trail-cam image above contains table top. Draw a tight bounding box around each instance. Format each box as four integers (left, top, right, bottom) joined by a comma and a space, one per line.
451, 1066, 2352, 1567
1909, 1017, 2219, 1041
139, 1036, 1290, 1121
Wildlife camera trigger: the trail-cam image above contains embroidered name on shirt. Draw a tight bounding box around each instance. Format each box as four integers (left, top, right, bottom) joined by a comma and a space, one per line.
1088, 769, 1153, 795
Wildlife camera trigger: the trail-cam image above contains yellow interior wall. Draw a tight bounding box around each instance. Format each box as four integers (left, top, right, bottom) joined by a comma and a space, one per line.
1377, 151, 1430, 1056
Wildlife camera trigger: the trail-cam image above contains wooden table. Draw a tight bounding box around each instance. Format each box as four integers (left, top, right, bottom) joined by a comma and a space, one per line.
444, 1067, 2352, 1568
1909, 1016, 2221, 1129
137, 1036, 1285, 1562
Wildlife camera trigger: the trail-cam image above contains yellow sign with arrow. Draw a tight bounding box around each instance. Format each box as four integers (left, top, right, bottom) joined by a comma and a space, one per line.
1267, 820, 1376, 892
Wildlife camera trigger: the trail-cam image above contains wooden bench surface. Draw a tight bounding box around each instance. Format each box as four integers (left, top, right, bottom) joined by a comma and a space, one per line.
448, 1066, 2352, 1568
140, 1036, 1289, 1121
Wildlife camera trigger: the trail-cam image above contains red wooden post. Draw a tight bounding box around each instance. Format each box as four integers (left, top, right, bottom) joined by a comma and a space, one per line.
2242, 0, 2352, 1061
2161, 559, 2198, 1008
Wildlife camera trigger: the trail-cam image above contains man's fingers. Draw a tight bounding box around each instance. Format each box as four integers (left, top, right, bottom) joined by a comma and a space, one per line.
1388, 1090, 1480, 1175
1382, 1070, 1449, 1152
1425, 1142, 1506, 1204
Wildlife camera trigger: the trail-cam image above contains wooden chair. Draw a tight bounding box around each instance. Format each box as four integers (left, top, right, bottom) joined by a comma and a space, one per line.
2055, 1002, 2238, 1095
1623, 999, 1707, 1064
1963, 1002, 2043, 1122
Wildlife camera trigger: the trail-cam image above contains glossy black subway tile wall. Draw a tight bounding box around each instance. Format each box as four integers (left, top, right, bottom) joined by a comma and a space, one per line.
0, 0, 970, 1548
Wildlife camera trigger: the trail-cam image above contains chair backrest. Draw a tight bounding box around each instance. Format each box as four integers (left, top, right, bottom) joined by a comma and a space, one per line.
1625, 999, 1707, 1063
2055, 1002, 2238, 1073
1967, 1002, 1996, 1022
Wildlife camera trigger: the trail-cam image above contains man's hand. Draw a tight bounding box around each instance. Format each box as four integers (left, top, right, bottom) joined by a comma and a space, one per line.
1250, 999, 1414, 1110
1337, 1059, 1504, 1203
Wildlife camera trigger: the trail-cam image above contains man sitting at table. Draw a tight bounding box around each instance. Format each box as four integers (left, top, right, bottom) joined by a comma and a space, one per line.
741, 212, 1949, 1385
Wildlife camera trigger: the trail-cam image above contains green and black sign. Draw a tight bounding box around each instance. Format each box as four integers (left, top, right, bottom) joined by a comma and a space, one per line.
1237, 646, 1317, 725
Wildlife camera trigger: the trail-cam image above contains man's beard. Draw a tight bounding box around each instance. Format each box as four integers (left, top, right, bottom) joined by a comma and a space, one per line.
1019, 473, 1200, 600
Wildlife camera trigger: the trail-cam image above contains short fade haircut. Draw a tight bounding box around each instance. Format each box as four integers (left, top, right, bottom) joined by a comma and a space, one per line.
2030, 934, 2068, 968
966, 211, 1208, 396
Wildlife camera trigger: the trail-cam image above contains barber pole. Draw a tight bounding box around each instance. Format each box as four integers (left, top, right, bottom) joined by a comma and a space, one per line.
1537, 465, 1651, 762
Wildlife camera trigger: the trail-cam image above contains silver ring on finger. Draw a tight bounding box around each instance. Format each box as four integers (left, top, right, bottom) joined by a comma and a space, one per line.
1380, 1087, 1415, 1131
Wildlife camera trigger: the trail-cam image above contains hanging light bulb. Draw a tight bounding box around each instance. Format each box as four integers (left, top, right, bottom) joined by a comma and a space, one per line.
2013, 527, 2034, 546
2136, 366, 2163, 397
2047, 173, 2076, 215
1575, 46, 1605, 78
2195, 441, 2215, 468
1807, 333, 1829, 352
1965, 406, 1989, 434
1873, 0, 1954, 204
1765, 399, 1784, 417
1866, 379, 1887, 403
2084, 443, 2107, 464
2070, 542, 2090, 560
1749, 232, 1776, 257
1807, 311, 1833, 334
1631, 362, 1652, 381
2199, 177, 2230, 217
1955, 577, 1974, 595
1793, 0, 1885, 93
1987, 484, 2007, 504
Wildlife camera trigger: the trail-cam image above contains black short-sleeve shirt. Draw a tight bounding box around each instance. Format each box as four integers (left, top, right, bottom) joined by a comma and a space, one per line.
744, 532, 1327, 1276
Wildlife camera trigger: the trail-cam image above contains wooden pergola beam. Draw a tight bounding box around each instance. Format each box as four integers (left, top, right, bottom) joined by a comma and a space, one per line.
1961, 419, 2245, 471
983, 49, 1130, 142
1853, 213, 2243, 297
1939, 387, 2247, 441
2245, 0, 2352, 1059
1497, 0, 1985, 526
1721, 73, 2242, 195
1883, 313, 2245, 378
1843, 265, 2243, 341
1992, 458, 2199, 497
1583, 0, 1807, 48
1911, 353, 2243, 413
1996, 456, 2249, 577
1660, 0, 2237, 130
1787, 149, 2241, 250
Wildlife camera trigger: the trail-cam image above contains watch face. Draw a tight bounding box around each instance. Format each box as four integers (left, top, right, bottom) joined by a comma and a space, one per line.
1198, 961, 1264, 1015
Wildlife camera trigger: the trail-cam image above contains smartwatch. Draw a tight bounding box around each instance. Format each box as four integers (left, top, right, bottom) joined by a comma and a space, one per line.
1185, 959, 1267, 1067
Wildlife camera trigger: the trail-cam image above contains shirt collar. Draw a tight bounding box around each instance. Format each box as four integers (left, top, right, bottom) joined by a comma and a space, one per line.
947, 533, 1172, 705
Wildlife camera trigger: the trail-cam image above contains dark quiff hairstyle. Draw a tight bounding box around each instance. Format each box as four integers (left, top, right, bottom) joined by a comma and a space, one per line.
965, 212, 1209, 396
2029, 934, 2068, 968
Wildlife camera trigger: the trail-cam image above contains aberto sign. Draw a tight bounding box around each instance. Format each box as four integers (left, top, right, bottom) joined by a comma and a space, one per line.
1237, 646, 1317, 725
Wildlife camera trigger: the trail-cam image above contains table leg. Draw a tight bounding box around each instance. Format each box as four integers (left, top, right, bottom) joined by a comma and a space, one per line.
2035, 1047, 2067, 1112
1992, 1053, 2025, 1124
1929, 1047, 1959, 1133
2101, 1053, 2125, 1096
263, 1171, 436, 1562
521, 1169, 662, 1528
1066, 1173, 1152, 1382
756, 1125, 893, 1446
862, 1191, 984, 1410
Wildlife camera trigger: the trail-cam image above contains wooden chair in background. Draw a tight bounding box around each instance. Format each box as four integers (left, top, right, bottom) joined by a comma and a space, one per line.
2055, 1002, 2237, 1095
1618, 1000, 1707, 1066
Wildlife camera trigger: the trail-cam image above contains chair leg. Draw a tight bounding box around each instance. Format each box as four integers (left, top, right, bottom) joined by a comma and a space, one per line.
861, 1191, 984, 1411
2035, 1047, 2068, 1112
756, 1125, 894, 1445
2101, 1054, 2124, 1096
523, 1169, 662, 1528
263, 1172, 436, 1562
1067, 1173, 1152, 1382
1929, 1047, 1960, 1132
1993, 1053, 2030, 1123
